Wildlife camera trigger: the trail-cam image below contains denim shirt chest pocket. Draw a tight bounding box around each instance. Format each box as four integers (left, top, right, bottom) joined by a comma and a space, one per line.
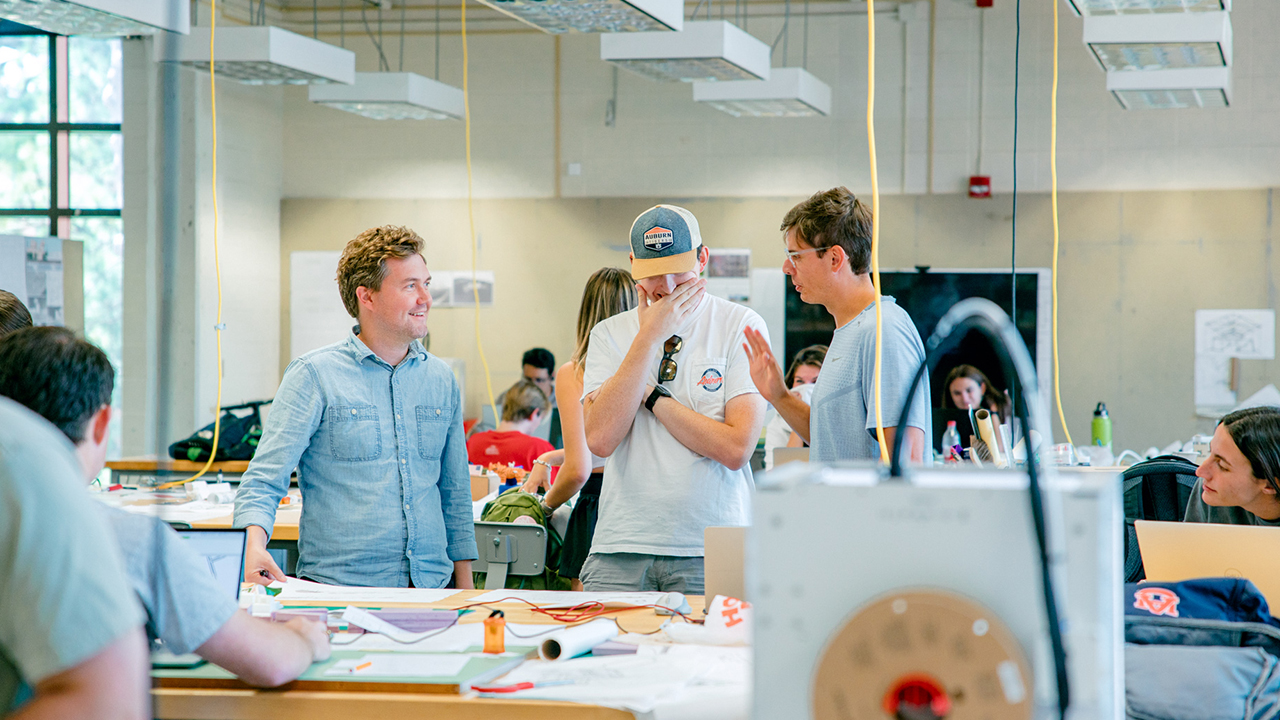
688, 358, 728, 421
327, 404, 382, 461
416, 404, 451, 461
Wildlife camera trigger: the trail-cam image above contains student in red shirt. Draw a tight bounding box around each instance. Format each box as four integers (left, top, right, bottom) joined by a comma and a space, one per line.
467, 380, 555, 471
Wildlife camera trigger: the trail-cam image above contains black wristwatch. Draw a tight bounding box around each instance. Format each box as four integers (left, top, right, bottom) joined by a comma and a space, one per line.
645, 384, 673, 412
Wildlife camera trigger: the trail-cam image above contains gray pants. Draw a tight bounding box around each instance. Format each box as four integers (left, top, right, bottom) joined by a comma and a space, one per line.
580, 552, 705, 593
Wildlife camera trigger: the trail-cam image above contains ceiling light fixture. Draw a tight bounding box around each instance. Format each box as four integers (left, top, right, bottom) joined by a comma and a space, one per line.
156, 25, 355, 86
601, 20, 771, 83
692, 67, 830, 117
1065, 0, 1228, 16
1083, 11, 1231, 71
475, 0, 681, 34
0, 0, 187, 36
309, 71, 464, 120
1107, 66, 1230, 109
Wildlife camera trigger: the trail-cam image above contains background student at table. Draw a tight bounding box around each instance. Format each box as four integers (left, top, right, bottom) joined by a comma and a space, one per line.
762, 344, 825, 470
467, 380, 554, 471
0, 327, 331, 687
522, 267, 638, 591
234, 225, 477, 589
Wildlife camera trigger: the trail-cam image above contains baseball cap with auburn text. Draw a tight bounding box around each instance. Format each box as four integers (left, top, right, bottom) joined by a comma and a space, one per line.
628, 205, 703, 280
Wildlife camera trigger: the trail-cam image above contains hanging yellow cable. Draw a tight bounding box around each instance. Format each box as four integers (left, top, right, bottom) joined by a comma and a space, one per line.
1050, 0, 1073, 446
867, 0, 887, 464
160, 1, 224, 489
460, 0, 500, 425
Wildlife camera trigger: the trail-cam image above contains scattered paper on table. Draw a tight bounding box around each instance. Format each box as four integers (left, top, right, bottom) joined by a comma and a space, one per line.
480, 644, 750, 713
468, 589, 666, 608
276, 578, 460, 604
324, 653, 471, 678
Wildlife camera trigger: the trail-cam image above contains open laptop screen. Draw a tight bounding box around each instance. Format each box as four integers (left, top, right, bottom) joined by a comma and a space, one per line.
171, 528, 247, 601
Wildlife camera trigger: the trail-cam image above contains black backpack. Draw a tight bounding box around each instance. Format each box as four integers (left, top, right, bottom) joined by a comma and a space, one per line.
169, 400, 271, 462
1122, 455, 1200, 582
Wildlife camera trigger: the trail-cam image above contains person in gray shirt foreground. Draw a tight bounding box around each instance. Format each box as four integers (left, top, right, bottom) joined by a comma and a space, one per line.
743, 187, 930, 463
0, 327, 330, 688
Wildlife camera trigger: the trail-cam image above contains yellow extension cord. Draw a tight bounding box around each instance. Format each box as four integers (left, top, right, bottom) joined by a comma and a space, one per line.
460, 0, 501, 425
159, 5, 224, 489
867, 0, 887, 464
1050, 0, 1073, 446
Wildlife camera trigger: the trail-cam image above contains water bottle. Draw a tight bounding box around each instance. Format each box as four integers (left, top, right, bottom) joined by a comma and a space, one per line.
1092, 402, 1112, 453
941, 421, 961, 461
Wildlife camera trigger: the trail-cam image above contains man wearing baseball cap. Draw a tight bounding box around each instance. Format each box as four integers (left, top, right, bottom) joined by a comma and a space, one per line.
580, 205, 769, 593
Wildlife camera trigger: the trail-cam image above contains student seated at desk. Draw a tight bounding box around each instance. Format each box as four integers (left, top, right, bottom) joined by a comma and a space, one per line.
1185, 407, 1280, 527
467, 380, 555, 471
0, 327, 331, 688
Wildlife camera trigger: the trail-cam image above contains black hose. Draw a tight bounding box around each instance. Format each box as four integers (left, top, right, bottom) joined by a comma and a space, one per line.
888, 298, 1069, 720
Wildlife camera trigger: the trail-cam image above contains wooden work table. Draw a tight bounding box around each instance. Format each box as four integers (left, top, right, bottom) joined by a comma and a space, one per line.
152, 589, 705, 720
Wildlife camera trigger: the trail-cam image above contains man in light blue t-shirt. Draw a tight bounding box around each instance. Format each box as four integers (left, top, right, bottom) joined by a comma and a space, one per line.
743, 187, 930, 463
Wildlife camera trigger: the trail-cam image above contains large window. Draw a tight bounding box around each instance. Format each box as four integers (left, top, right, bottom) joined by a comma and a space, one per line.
0, 28, 123, 456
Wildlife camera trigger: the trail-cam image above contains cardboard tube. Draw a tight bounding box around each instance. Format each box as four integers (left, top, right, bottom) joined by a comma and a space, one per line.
974, 409, 1006, 468
539, 619, 619, 661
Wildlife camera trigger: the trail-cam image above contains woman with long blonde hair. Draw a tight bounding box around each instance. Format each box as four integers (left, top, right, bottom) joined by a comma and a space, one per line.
522, 267, 636, 590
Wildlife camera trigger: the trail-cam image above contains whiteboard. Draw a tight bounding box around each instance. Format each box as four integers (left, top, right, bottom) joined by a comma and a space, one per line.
290, 251, 350, 361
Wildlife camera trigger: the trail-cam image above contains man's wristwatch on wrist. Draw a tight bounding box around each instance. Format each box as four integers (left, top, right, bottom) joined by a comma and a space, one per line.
646, 384, 673, 412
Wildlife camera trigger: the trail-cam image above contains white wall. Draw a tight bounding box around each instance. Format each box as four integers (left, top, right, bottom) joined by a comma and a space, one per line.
279, 0, 1280, 200
193, 80, 285, 423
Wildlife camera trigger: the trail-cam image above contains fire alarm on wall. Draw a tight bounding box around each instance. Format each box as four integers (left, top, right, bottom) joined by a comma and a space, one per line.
968, 175, 991, 198
976, 0, 992, 6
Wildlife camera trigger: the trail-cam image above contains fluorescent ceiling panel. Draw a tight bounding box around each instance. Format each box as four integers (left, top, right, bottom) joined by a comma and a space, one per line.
692, 67, 831, 117
1107, 66, 1230, 109
1084, 11, 1230, 71
309, 72, 464, 120
156, 25, 355, 86
601, 20, 770, 83
1066, 0, 1228, 16
475, 0, 681, 34
0, 0, 187, 36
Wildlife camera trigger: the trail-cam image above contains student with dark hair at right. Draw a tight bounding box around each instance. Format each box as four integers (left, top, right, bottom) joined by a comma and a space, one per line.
1185, 406, 1280, 526
0, 289, 33, 338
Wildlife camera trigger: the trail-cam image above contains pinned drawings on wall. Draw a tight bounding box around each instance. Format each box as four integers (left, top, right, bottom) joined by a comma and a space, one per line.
1194, 309, 1277, 416
0, 235, 64, 327
429, 271, 495, 308
706, 248, 750, 303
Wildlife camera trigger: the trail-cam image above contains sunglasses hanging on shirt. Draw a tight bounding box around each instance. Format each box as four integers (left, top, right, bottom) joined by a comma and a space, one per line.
658, 335, 683, 384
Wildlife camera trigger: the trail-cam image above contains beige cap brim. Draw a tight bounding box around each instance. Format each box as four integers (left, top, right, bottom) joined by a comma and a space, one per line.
631, 248, 698, 280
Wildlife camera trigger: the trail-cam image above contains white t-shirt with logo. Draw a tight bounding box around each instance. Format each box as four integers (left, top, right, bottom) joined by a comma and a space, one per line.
582, 294, 767, 557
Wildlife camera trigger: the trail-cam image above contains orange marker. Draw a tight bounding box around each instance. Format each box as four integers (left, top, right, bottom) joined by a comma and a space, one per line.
483, 610, 506, 654
351, 661, 372, 673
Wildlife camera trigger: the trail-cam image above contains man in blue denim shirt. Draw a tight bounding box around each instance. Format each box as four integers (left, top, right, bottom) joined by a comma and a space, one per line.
234, 226, 477, 588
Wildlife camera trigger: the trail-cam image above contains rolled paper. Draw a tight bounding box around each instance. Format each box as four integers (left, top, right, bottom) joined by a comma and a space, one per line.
974, 409, 1006, 468
539, 619, 619, 661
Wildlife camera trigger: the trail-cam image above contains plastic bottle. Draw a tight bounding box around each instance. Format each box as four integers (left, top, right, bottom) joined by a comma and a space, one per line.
941, 421, 961, 461
1092, 402, 1112, 452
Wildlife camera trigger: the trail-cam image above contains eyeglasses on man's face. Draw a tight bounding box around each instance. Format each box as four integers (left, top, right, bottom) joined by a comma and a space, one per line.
783, 246, 823, 264
659, 335, 683, 384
